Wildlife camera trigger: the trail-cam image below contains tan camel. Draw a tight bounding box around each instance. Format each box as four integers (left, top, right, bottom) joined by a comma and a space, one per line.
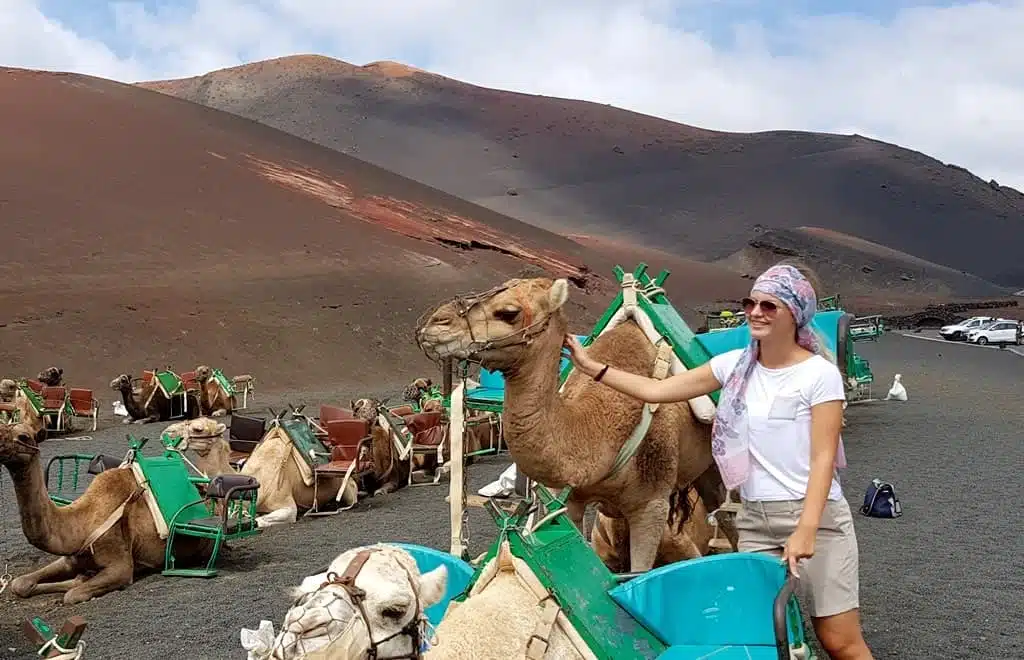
172, 417, 358, 527
416, 277, 737, 572
8, 387, 48, 443
0, 423, 210, 604
194, 365, 235, 417
110, 373, 200, 425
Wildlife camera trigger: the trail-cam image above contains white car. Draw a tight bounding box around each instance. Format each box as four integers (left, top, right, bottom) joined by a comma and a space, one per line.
966, 319, 1023, 346
939, 316, 997, 341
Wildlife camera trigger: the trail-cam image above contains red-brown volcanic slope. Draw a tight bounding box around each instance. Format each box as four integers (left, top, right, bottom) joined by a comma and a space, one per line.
139, 55, 1024, 291
0, 66, 672, 395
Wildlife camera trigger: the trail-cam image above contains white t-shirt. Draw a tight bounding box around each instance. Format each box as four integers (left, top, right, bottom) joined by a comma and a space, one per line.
709, 349, 847, 502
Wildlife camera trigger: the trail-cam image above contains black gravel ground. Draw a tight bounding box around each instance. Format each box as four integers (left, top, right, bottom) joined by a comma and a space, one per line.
1, 333, 1021, 659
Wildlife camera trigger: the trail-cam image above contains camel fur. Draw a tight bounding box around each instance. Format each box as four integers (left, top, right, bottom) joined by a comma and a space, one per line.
195, 364, 235, 417
416, 277, 738, 573
591, 487, 716, 572
174, 417, 357, 528
37, 367, 64, 386
246, 544, 447, 660
110, 372, 200, 425
0, 423, 210, 604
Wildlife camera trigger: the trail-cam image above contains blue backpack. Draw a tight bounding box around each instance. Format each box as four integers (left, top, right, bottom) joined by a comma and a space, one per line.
860, 479, 902, 518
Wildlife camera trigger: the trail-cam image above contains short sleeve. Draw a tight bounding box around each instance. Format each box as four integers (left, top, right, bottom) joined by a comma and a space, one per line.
809, 358, 846, 406
709, 349, 743, 387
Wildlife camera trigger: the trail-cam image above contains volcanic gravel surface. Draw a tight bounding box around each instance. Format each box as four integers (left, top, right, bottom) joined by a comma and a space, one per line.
1, 333, 1021, 659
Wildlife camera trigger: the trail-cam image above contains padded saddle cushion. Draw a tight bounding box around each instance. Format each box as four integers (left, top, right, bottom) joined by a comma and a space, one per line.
407, 411, 444, 446
205, 474, 259, 499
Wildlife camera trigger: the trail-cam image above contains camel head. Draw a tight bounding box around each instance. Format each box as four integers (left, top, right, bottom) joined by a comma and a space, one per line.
351, 398, 380, 421
402, 378, 432, 403
416, 277, 570, 370
270, 544, 447, 659
0, 379, 16, 402
178, 417, 226, 455
195, 365, 213, 383
0, 423, 42, 467
37, 367, 63, 386
110, 374, 133, 392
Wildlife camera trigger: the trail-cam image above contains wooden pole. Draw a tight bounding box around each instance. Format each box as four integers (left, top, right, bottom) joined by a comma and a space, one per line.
448, 379, 466, 558
441, 358, 453, 398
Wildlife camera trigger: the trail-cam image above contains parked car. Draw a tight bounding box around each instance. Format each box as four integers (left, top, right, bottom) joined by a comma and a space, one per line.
939, 316, 997, 341
966, 319, 1023, 345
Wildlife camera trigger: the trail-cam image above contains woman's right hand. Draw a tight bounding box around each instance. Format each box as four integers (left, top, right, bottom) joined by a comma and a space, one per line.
563, 334, 600, 376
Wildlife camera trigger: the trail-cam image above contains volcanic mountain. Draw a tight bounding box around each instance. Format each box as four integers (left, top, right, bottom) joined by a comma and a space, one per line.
137, 55, 1024, 291
3, 65, 756, 393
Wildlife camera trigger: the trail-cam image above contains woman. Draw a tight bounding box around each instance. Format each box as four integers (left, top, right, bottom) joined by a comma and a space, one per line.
563, 262, 874, 660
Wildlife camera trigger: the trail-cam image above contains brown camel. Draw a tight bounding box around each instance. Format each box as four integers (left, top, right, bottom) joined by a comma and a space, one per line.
36, 367, 64, 387
194, 365, 235, 417
172, 417, 358, 527
0, 423, 211, 604
6, 386, 48, 443
416, 277, 737, 572
110, 373, 200, 425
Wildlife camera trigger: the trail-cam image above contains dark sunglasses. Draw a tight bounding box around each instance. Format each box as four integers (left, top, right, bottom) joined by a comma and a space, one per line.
741, 297, 778, 315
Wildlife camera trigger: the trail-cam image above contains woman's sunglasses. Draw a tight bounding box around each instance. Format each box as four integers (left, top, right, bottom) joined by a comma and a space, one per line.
741, 297, 778, 315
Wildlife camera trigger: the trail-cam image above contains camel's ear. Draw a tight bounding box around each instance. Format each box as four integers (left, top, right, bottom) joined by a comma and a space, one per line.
548, 278, 570, 310
417, 565, 448, 607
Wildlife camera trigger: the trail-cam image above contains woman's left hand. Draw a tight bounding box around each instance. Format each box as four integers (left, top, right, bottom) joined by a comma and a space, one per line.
782, 524, 817, 577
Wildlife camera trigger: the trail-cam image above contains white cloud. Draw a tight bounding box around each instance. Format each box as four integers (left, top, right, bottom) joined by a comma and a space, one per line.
3, 0, 1024, 190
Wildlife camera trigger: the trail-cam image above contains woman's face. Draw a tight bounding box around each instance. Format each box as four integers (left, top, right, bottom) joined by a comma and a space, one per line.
742, 292, 796, 342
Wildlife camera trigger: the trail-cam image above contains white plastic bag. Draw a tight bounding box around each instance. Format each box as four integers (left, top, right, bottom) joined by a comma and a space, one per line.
885, 374, 908, 401
240, 620, 276, 660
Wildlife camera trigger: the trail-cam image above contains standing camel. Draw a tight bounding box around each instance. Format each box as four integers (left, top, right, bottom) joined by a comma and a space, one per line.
0, 423, 211, 604
416, 277, 737, 572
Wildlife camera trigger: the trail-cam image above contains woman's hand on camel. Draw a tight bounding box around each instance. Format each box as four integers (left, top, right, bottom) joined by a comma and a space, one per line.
563, 334, 601, 376
782, 523, 817, 577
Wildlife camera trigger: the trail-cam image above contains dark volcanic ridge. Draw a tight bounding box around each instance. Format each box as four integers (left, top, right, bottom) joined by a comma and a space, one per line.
137, 54, 1024, 289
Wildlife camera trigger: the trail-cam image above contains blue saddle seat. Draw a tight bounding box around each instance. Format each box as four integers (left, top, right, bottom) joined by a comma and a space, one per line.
608, 553, 807, 660
392, 543, 475, 627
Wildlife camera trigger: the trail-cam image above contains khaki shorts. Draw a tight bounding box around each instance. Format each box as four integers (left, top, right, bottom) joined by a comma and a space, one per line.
736, 496, 860, 618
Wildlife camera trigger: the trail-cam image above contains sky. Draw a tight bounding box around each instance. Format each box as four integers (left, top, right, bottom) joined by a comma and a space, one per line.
5, 0, 1024, 191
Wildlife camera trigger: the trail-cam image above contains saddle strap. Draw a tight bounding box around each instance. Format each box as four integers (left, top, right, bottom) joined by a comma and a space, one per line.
76, 487, 144, 556
525, 597, 561, 660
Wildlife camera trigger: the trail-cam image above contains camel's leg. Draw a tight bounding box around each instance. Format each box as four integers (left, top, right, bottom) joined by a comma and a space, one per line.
566, 497, 586, 533
627, 498, 670, 572
63, 537, 135, 605
9, 556, 83, 598
211, 408, 228, 417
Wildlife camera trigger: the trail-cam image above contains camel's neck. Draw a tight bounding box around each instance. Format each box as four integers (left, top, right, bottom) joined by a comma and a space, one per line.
194, 440, 236, 477
499, 315, 590, 487
119, 386, 145, 417
5, 457, 78, 555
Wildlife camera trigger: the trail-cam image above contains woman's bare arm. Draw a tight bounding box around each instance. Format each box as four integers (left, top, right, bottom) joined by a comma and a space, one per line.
567, 333, 723, 404
799, 399, 844, 529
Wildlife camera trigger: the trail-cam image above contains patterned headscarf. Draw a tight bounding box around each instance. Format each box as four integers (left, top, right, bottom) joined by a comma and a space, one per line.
711, 263, 847, 490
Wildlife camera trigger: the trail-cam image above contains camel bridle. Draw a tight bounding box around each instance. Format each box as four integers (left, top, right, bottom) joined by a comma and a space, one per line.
416, 282, 555, 358
315, 548, 427, 660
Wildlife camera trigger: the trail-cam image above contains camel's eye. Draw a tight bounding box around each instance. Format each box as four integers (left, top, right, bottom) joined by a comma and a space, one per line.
493, 308, 521, 324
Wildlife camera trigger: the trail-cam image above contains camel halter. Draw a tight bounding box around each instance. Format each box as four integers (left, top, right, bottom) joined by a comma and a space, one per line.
313, 548, 428, 660
416, 282, 555, 357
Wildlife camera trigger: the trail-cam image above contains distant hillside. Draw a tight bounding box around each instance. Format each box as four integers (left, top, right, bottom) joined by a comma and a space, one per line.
138, 55, 1024, 289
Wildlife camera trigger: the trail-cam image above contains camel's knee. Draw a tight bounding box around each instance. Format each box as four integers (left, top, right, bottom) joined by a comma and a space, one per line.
10, 575, 37, 598
211, 409, 227, 417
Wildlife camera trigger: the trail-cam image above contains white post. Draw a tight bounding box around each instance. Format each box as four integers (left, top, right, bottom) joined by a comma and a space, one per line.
448, 380, 466, 558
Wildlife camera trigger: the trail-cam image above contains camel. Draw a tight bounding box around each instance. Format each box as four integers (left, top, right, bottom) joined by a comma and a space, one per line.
0, 378, 17, 402
37, 367, 64, 386
591, 487, 716, 573
173, 416, 358, 527
241, 544, 448, 659
416, 277, 737, 573
3, 385, 48, 443
353, 397, 493, 496
110, 373, 200, 425
195, 364, 235, 417
0, 422, 211, 604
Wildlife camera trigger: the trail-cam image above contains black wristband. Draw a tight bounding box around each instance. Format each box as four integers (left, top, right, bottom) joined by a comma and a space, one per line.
594, 364, 610, 382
